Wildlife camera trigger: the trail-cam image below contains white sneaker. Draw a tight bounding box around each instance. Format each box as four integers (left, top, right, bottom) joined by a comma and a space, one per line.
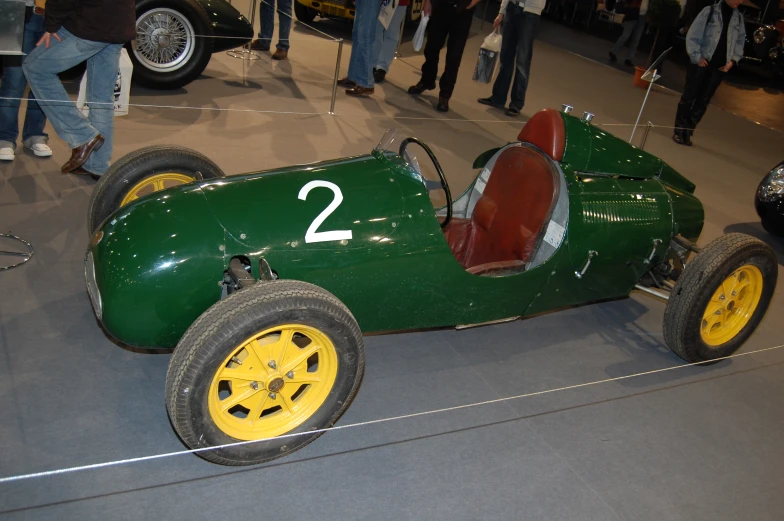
0, 147, 14, 161
27, 143, 53, 158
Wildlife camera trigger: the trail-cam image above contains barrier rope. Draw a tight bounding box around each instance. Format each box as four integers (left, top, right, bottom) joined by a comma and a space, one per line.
0, 343, 781, 485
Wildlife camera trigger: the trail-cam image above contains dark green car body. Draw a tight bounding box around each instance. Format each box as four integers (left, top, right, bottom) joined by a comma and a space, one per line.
86, 112, 704, 349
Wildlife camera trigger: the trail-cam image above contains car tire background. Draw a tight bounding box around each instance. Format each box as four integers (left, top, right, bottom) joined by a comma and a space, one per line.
294, 1, 318, 23
663, 233, 777, 364
130, 0, 214, 89
165, 280, 365, 466
87, 145, 225, 235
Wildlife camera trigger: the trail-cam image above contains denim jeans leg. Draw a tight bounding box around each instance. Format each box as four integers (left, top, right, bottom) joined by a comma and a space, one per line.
508, 12, 539, 111
491, 5, 521, 106
259, 0, 275, 48
347, 0, 380, 87
626, 18, 646, 60
82, 44, 122, 175
277, 0, 292, 51
375, 6, 406, 71
23, 28, 106, 149
611, 21, 634, 56
0, 13, 47, 148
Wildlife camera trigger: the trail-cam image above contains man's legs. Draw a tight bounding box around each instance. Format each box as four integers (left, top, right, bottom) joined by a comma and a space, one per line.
689, 68, 724, 131
490, 4, 521, 106
375, 6, 407, 72
625, 17, 646, 60
421, 3, 450, 88
439, 7, 474, 99
507, 12, 539, 112
23, 27, 107, 150
258, 0, 275, 50
0, 13, 48, 152
276, 0, 292, 51
82, 44, 122, 175
347, 0, 380, 87
611, 20, 635, 56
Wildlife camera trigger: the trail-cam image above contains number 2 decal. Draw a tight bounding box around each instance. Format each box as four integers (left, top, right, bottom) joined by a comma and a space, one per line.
298, 180, 353, 244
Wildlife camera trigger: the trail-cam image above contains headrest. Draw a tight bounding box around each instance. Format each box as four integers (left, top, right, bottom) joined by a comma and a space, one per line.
517, 109, 566, 161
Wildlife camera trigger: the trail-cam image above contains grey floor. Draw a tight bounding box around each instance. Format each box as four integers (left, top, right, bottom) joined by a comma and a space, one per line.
1, 8, 784, 520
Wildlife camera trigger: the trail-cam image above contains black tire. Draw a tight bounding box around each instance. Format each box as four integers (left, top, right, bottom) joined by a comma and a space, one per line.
130, 0, 214, 89
663, 233, 777, 364
294, 1, 318, 23
87, 145, 224, 236
761, 218, 784, 237
165, 280, 365, 465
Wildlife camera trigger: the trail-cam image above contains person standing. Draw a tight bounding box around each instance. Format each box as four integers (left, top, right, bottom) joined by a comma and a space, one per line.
673, 0, 745, 146
476, 0, 544, 117
608, 0, 648, 67
251, 0, 292, 60
372, 0, 409, 83
0, 0, 52, 162
22, 0, 135, 178
408, 0, 482, 112
337, 0, 383, 96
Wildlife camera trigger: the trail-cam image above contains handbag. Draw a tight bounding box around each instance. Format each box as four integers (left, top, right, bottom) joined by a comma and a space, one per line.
76, 48, 134, 117
472, 30, 502, 83
413, 14, 429, 52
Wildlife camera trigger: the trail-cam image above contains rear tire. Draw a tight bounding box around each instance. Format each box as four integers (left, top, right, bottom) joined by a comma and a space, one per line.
663, 233, 777, 364
294, 1, 318, 23
87, 145, 224, 235
165, 280, 365, 465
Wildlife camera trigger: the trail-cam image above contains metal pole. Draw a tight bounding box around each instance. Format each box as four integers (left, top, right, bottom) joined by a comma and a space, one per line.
330, 39, 344, 115
639, 121, 653, 149
228, 0, 261, 59
629, 68, 656, 144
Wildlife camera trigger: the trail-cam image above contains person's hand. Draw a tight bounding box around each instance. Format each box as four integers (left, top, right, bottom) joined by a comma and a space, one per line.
423, 0, 431, 16
467, 0, 482, 8
493, 14, 503, 28
719, 61, 733, 72
37, 32, 61, 48
697, 58, 708, 67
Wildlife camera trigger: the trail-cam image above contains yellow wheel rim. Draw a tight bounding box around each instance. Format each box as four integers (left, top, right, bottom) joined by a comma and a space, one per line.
119, 173, 196, 207
208, 324, 339, 441
700, 265, 764, 347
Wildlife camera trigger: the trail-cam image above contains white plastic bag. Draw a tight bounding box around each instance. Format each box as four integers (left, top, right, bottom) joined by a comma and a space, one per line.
473, 30, 502, 83
76, 48, 133, 117
378, 0, 399, 29
413, 15, 429, 53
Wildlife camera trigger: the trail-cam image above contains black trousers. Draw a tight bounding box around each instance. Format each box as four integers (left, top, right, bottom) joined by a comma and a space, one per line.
421, 2, 475, 99
674, 63, 725, 134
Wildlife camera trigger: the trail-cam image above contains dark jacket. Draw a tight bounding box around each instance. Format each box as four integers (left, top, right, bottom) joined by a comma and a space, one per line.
606, 0, 643, 21
45, 0, 136, 44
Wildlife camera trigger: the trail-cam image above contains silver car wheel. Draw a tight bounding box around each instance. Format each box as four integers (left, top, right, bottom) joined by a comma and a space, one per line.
134, 8, 196, 72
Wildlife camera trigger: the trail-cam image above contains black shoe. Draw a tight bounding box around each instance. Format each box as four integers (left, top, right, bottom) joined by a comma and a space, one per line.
250, 39, 270, 52
436, 97, 449, 112
337, 77, 357, 88
373, 68, 386, 83
408, 81, 435, 95
505, 107, 520, 117
683, 130, 693, 146
673, 131, 688, 146
477, 97, 499, 107
609, 51, 617, 63
624, 59, 634, 67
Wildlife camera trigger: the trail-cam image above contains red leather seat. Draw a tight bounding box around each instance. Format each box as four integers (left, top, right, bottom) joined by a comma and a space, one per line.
517, 108, 566, 161
444, 146, 559, 272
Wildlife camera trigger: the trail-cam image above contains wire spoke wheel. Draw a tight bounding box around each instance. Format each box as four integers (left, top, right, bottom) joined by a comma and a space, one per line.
134, 8, 195, 72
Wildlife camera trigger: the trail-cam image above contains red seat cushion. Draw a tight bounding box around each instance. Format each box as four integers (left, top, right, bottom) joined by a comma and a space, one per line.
444, 146, 558, 271
517, 109, 566, 161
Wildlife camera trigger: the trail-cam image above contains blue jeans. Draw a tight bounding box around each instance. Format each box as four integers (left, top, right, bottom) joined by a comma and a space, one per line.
0, 12, 48, 150
259, 0, 292, 51
612, 16, 646, 60
490, 5, 540, 111
23, 27, 122, 175
373, 5, 407, 72
347, 0, 381, 88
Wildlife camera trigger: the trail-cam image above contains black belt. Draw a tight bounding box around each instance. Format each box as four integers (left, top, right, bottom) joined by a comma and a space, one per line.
25, 5, 45, 20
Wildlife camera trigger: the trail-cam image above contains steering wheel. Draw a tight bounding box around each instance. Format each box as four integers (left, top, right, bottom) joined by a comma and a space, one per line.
398, 137, 452, 228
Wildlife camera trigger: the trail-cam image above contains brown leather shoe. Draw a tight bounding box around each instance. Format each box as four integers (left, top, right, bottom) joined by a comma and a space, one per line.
337, 77, 357, 88
61, 134, 104, 174
345, 85, 374, 97
271, 48, 288, 60
70, 167, 101, 181
249, 39, 270, 51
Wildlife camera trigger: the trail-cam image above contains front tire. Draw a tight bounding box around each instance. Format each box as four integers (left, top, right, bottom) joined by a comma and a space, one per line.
663, 233, 777, 364
165, 280, 365, 465
87, 145, 225, 235
130, 0, 213, 89
294, 1, 318, 23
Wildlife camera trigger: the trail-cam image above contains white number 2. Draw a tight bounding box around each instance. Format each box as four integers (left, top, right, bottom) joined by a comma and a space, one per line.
298, 180, 353, 244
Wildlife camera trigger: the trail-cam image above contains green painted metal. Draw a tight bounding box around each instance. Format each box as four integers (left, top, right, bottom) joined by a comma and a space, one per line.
88, 116, 706, 349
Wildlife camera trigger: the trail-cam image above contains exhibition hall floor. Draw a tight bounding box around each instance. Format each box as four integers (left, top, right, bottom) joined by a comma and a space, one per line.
2, 15, 784, 521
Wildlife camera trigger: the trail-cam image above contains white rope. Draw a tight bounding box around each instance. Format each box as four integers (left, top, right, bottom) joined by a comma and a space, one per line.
0, 342, 781, 485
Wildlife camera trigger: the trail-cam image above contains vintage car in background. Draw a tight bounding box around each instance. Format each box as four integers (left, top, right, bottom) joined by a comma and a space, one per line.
131, 0, 253, 89
740, 0, 783, 78
294, 0, 424, 24
84, 108, 778, 466
755, 160, 784, 235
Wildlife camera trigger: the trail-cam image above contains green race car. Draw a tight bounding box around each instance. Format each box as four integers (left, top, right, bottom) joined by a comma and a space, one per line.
85, 108, 778, 465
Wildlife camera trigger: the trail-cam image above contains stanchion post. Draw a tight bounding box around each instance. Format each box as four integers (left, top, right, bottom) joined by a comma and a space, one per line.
639, 121, 653, 150
629, 67, 656, 144
330, 39, 344, 115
